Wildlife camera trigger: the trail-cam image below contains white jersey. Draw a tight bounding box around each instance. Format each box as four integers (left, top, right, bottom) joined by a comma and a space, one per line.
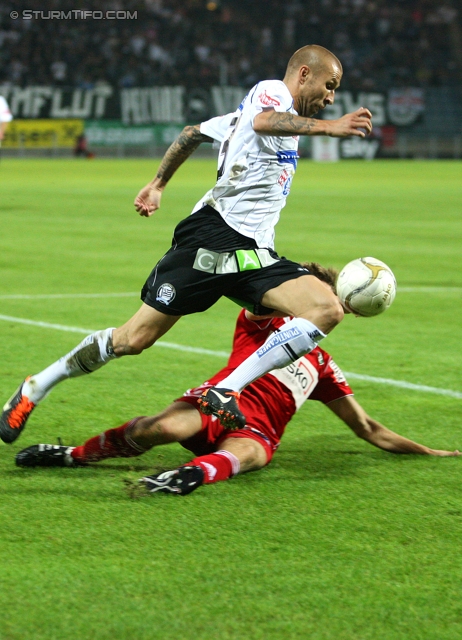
193, 79, 299, 249
0, 96, 13, 123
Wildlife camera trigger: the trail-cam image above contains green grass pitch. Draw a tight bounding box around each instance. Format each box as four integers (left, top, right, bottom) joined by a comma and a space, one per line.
0, 158, 461, 640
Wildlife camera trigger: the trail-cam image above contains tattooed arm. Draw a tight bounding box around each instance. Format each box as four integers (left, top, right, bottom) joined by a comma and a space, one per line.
253, 107, 372, 138
134, 124, 213, 217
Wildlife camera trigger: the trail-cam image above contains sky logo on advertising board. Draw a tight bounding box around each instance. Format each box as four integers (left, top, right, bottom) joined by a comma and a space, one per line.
257, 328, 301, 358
276, 150, 299, 169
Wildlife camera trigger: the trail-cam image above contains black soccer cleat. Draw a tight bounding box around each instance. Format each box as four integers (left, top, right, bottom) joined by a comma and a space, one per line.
198, 387, 245, 430
140, 465, 205, 496
0, 378, 36, 444
16, 444, 78, 468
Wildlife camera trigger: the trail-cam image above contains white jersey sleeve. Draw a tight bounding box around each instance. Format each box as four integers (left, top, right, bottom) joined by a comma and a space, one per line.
248, 81, 295, 124
192, 79, 299, 249
200, 113, 236, 143
0, 96, 13, 123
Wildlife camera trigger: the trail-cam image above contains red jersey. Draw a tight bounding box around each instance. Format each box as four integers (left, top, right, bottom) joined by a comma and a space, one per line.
181, 310, 352, 453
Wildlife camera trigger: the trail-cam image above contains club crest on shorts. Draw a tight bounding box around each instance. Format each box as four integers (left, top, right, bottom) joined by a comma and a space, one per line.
156, 283, 176, 305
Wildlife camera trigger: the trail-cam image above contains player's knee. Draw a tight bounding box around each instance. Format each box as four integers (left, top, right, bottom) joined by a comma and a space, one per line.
323, 297, 344, 327
223, 439, 267, 472
113, 328, 156, 355
241, 441, 267, 471
126, 334, 155, 354
300, 297, 344, 333
153, 415, 182, 441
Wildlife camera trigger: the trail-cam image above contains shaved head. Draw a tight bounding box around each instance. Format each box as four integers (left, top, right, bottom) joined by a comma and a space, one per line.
285, 45, 342, 78
283, 45, 343, 117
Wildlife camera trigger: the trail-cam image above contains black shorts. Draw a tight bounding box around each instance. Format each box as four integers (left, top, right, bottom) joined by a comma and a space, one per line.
141, 205, 309, 316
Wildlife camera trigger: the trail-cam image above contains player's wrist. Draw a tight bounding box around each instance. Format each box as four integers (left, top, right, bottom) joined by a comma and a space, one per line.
151, 178, 166, 192
314, 119, 332, 136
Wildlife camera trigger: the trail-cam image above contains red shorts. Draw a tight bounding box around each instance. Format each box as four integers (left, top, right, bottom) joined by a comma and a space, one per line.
175, 389, 278, 464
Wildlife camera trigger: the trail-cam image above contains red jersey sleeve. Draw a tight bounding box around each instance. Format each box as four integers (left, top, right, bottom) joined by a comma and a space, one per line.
308, 348, 353, 404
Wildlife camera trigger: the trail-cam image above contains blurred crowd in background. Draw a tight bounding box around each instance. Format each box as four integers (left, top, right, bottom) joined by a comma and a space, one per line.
1, 0, 461, 91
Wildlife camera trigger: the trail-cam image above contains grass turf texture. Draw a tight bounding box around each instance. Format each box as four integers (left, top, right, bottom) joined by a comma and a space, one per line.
0, 158, 461, 640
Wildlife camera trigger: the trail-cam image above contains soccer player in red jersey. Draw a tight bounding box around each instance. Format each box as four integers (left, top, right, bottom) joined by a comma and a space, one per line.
16, 266, 459, 495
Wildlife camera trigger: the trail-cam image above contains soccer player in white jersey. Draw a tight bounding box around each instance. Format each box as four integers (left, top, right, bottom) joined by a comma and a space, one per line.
16, 266, 459, 496
1, 45, 373, 445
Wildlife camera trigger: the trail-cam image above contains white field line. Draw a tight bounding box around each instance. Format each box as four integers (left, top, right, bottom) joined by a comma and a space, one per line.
0, 287, 461, 300
0, 315, 230, 358
398, 287, 462, 293
0, 292, 139, 300
342, 372, 462, 399
0, 313, 461, 400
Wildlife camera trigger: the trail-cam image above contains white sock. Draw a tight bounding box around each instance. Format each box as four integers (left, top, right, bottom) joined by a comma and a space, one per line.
218, 318, 325, 392
23, 328, 117, 404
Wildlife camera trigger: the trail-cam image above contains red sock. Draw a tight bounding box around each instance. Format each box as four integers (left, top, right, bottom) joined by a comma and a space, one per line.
189, 450, 240, 484
71, 418, 146, 463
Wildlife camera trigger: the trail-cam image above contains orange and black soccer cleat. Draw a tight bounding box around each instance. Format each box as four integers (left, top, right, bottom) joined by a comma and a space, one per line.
198, 387, 245, 430
0, 378, 36, 444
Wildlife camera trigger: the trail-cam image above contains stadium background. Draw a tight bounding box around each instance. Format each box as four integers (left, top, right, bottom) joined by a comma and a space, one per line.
1, 0, 461, 158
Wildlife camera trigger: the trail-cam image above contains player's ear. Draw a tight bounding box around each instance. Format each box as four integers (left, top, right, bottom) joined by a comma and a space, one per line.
299, 65, 311, 83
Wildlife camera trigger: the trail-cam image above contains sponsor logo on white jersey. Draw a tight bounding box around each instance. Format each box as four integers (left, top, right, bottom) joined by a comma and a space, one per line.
258, 89, 281, 107
269, 357, 319, 410
278, 169, 289, 187
276, 149, 299, 169
278, 168, 293, 196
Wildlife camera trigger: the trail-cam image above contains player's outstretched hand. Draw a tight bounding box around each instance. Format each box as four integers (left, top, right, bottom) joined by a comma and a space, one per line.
327, 107, 373, 138
427, 448, 460, 457
134, 183, 163, 217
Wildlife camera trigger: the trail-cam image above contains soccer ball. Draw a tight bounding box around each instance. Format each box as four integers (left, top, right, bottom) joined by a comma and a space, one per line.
336, 257, 397, 317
